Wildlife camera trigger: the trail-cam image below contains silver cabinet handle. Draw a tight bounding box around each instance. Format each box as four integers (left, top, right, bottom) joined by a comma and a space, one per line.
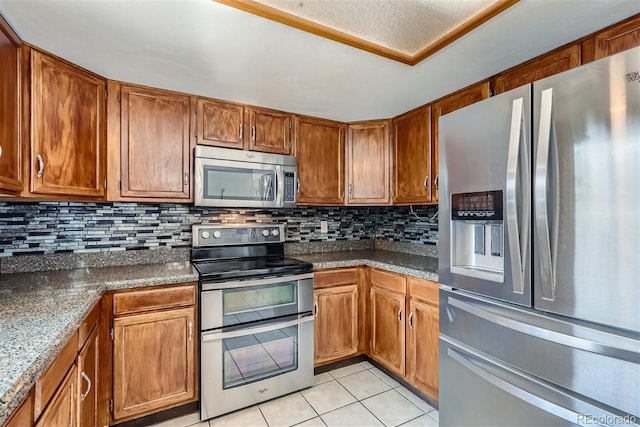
506, 97, 530, 295
434, 174, 439, 189
424, 176, 429, 191
239, 124, 243, 140
37, 154, 44, 178
188, 321, 193, 341
184, 172, 189, 186
314, 301, 318, 318
0, 145, 3, 159
80, 371, 92, 401
296, 179, 300, 193
397, 307, 402, 323
251, 125, 256, 141
408, 311, 414, 330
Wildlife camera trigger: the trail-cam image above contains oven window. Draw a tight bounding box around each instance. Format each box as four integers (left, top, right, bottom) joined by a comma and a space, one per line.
223, 282, 298, 325
222, 325, 298, 389
203, 166, 276, 201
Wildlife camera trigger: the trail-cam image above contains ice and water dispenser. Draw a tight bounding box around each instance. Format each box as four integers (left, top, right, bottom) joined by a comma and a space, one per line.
450, 190, 504, 282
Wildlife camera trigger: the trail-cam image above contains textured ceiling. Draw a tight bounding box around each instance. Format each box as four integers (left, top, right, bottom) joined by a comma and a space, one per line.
252, 0, 497, 55
0, 1, 638, 122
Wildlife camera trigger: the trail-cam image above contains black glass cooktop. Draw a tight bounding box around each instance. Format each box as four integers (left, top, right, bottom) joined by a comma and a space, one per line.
193, 256, 313, 282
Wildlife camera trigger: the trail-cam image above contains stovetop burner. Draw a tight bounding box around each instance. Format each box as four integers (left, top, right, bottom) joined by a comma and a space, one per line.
191, 224, 313, 282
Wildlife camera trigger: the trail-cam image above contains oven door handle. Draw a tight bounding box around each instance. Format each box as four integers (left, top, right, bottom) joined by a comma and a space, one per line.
200, 272, 314, 291
201, 315, 314, 342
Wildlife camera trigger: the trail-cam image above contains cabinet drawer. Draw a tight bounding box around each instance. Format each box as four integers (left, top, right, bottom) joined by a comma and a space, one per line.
408, 277, 439, 306
113, 283, 196, 316
34, 331, 79, 419
314, 268, 359, 288
370, 268, 406, 294
78, 300, 100, 351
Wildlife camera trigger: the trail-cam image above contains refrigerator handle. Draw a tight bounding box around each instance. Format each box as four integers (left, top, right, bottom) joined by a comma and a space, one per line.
446, 346, 622, 425
505, 97, 530, 295
535, 88, 559, 301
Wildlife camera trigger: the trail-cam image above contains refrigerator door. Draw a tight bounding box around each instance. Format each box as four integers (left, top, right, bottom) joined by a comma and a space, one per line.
533, 47, 640, 333
439, 85, 532, 306
440, 288, 640, 420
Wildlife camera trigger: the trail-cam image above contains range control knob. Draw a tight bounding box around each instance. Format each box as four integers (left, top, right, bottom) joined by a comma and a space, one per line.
271, 229, 279, 236
201, 231, 210, 239
262, 229, 270, 237
213, 230, 222, 239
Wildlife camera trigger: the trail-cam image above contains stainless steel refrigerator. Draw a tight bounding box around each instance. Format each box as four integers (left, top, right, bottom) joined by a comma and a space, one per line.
438, 47, 639, 426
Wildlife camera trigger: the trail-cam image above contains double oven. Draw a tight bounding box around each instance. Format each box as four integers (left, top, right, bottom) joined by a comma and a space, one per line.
192, 224, 314, 420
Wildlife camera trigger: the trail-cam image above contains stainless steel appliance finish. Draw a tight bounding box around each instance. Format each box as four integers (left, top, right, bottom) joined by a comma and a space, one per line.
193, 224, 314, 421
439, 47, 640, 427
194, 145, 298, 208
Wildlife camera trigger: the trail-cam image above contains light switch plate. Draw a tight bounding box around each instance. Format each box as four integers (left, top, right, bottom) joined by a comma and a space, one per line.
320, 221, 328, 233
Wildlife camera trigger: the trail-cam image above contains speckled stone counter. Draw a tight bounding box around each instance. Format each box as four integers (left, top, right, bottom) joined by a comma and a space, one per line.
0, 261, 197, 425
292, 249, 439, 282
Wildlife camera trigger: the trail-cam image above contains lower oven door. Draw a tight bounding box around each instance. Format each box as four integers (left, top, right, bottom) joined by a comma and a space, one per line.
200, 314, 314, 420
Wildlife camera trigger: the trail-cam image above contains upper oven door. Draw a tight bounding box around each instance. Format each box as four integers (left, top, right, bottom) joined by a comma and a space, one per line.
201, 273, 314, 330
195, 156, 283, 208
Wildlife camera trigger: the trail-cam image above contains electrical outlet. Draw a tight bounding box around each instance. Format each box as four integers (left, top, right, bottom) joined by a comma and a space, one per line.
320, 220, 328, 233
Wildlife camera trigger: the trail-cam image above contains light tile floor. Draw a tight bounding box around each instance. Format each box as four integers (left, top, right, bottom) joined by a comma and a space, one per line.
153, 361, 439, 427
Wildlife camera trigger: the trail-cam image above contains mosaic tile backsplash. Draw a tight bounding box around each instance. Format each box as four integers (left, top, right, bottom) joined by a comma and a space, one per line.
0, 202, 438, 257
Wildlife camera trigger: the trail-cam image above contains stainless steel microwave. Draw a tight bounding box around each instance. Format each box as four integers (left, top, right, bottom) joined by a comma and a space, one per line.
194, 145, 298, 208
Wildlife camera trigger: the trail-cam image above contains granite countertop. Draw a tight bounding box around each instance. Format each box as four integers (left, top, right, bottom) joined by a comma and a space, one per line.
0, 261, 197, 425
0, 248, 438, 423
294, 249, 439, 282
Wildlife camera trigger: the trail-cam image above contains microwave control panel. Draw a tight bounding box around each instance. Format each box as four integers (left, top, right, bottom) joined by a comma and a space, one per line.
283, 171, 296, 202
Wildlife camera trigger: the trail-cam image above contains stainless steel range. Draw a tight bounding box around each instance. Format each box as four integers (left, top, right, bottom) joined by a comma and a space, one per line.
192, 224, 314, 421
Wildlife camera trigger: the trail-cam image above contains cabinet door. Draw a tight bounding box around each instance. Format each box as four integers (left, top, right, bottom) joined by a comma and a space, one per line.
248, 107, 292, 154
77, 327, 98, 427
431, 82, 490, 203
120, 85, 191, 199
407, 298, 439, 401
392, 106, 432, 204
582, 14, 640, 63
196, 98, 245, 149
113, 307, 195, 421
370, 286, 405, 376
31, 50, 106, 197
346, 120, 391, 205
0, 16, 23, 192
493, 44, 580, 94
35, 364, 78, 427
294, 116, 345, 205
314, 284, 358, 365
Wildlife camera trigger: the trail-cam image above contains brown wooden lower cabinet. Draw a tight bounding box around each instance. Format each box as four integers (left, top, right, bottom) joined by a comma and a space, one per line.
369, 269, 407, 377
315, 267, 439, 402
406, 278, 440, 401
313, 268, 362, 366
111, 283, 197, 423
35, 364, 78, 427
77, 327, 99, 427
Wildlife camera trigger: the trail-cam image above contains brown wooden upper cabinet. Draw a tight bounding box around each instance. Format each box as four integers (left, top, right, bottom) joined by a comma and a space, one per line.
29, 48, 106, 198
493, 44, 581, 95
0, 15, 23, 193
196, 98, 245, 149
247, 107, 292, 154
294, 115, 345, 205
112, 83, 192, 201
431, 82, 490, 203
392, 106, 432, 205
346, 120, 391, 205
582, 14, 640, 63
